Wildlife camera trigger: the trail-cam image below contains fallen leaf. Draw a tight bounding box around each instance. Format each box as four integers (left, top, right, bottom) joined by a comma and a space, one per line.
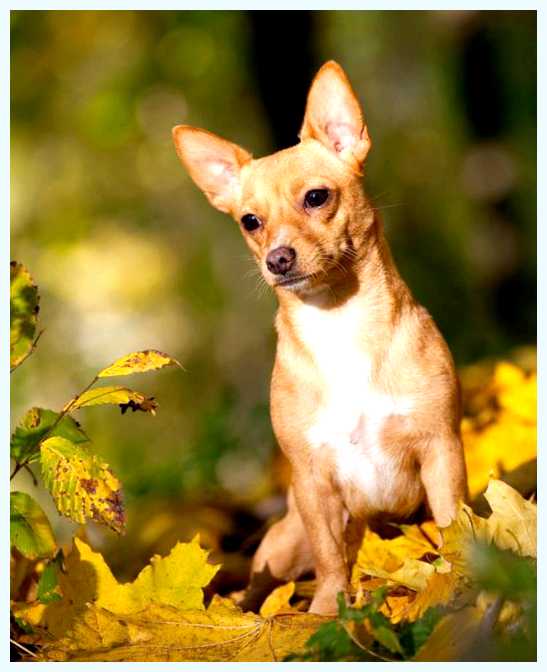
351, 481, 535, 627
390, 572, 461, 624
460, 359, 536, 498
413, 606, 483, 661
260, 582, 296, 617
34, 598, 327, 662
14, 537, 220, 638
14, 539, 325, 662
483, 480, 536, 557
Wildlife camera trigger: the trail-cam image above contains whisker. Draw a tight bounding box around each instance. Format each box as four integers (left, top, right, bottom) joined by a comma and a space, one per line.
372, 202, 403, 212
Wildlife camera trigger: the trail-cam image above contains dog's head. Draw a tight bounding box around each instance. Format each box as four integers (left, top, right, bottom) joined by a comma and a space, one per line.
173, 61, 373, 295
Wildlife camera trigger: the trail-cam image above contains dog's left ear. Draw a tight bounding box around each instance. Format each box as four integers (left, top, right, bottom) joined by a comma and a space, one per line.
300, 61, 371, 173
172, 125, 252, 213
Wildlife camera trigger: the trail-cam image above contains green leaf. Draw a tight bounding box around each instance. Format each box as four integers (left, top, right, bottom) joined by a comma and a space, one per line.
37, 553, 63, 604
300, 621, 362, 662
372, 624, 404, 655
337, 592, 371, 622
399, 608, 441, 658
472, 543, 536, 601
40, 436, 125, 533
10, 491, 56, 559
10, 261, 39, 370
11, 407, 88, 463
98, 350, 182, 378
67, 386, 158, 415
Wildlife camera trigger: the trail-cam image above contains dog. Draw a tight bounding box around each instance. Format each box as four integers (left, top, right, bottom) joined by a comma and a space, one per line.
172, 61, 468, 615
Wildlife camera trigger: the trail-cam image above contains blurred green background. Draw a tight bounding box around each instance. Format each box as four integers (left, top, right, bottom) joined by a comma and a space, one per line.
11, 11, 536, 569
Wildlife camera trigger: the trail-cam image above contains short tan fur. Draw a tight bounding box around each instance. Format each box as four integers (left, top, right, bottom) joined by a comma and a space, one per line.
173, 61, 467, 615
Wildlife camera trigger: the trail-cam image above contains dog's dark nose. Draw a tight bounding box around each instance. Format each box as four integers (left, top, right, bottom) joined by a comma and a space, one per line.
266, 246, 297, 276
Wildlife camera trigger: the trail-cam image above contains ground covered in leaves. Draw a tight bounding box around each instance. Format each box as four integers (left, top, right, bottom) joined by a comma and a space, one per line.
11, 352, 536, 662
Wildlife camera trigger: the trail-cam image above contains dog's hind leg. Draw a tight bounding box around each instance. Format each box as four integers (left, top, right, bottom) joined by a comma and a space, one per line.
235, 487, 314, 612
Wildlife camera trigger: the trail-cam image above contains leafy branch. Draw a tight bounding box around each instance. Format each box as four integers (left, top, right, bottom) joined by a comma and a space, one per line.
10, 261, 182, 555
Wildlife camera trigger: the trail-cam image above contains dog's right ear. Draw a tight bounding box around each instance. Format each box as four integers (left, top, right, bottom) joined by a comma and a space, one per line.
300, 61, 371, 173
172, 126, 252, 213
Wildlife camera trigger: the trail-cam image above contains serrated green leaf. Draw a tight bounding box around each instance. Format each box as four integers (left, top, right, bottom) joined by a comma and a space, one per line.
10, 491, 56, 559
40, 436, 125, 533
10, 261, 39, 370
98, 350, 181, 378
67, 386, 158, 415
11, 407, 88, 463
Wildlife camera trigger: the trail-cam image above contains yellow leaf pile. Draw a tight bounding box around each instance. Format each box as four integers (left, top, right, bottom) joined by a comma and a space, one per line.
11, 351, 536, 661
351, 479, 536, 627
460, 360, 536, 498
14, 539, 326, 662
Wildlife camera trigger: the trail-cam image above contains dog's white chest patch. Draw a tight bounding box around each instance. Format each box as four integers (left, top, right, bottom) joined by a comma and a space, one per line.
294, 300, 414, 512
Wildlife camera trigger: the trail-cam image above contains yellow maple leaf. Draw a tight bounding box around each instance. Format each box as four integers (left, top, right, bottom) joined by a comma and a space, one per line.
13, 536, 219, 638
34, 597, 327, 661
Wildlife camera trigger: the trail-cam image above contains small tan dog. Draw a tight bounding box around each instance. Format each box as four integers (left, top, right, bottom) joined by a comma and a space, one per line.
173, 61, 467, 615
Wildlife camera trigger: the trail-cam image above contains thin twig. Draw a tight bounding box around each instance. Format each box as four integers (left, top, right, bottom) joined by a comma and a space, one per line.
10, 462, 23, 481
10, 374, 99, 482
10, 637, 37, 659
23, 464, 38, 486
341, 621, 396, 662
479, 596, 504, 638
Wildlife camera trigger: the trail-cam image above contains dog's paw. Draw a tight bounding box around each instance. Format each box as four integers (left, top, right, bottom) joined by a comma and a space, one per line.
308, 583, 347, 616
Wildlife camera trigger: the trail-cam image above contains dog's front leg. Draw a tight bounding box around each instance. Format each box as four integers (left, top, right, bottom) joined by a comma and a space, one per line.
292, 466, 348, 615
420, 433, 468, 526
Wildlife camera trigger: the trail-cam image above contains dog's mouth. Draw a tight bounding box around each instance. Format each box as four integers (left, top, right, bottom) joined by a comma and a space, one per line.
274, 273, 313, 290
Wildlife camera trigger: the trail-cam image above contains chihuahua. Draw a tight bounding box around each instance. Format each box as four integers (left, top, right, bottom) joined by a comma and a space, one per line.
172, 61, 467, 615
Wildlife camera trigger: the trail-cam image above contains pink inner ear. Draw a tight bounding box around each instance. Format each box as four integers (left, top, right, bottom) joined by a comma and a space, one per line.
326, 121, 358, 153
208, 159, 237, 188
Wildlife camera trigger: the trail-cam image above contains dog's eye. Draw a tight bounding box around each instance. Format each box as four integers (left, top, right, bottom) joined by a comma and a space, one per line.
241, 214, 262, 232
304, 188, 329, 209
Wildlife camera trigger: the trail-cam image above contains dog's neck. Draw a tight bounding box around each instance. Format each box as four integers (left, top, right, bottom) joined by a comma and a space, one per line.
275, 213, 412, 349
